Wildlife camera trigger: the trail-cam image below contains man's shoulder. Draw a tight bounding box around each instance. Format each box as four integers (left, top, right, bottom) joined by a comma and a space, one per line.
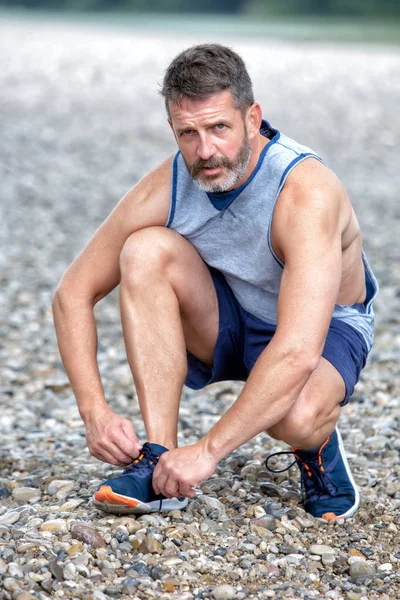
279, 157, 346, 210
272, 157, 351, 237
111, 155, 175, 233
132, 154, 174, 202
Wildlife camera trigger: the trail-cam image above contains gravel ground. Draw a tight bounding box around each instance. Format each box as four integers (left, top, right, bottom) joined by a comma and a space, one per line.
1, 14, 400, 600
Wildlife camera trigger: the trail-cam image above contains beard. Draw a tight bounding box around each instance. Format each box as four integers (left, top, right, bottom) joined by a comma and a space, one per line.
186, 129, 252, 194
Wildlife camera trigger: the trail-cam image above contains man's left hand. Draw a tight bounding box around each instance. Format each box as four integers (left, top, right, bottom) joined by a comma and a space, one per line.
152, 442, 218, 499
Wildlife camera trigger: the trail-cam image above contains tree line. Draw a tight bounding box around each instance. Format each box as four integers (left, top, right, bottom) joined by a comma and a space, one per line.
1, 0, 399, 17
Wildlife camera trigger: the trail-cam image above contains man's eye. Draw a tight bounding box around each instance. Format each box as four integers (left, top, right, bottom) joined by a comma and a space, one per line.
182, 130, 195, 136
215, 124, 226, 131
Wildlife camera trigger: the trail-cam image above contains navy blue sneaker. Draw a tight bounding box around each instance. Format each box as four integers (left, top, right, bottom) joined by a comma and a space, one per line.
93, 442, 189, 514
265, 427, 359, 520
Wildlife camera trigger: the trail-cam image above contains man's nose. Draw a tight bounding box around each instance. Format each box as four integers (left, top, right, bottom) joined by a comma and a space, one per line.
197, 135, 215, 160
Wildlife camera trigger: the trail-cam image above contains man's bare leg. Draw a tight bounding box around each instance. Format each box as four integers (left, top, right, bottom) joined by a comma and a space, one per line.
119, 226, 219, 450
266, 358, 359, 520
266, 357, 344, 448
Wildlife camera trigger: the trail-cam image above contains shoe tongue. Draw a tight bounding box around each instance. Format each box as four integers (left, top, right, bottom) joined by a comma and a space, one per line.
142, 442, 169, 456
295, 446, 320, 460
294, 435, 331, 460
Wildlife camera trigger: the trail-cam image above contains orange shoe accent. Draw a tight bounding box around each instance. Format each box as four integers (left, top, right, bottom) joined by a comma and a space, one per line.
94, 485, 139, 508
321, 512, 338, 521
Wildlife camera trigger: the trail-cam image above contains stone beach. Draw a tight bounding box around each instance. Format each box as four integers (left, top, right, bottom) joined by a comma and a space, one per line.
1, 13, 400, 600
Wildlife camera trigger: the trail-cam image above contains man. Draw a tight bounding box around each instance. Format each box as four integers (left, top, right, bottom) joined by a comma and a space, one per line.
53, 44, 378, 520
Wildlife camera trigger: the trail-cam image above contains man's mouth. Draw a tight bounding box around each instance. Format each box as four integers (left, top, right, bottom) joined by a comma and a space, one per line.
200, 166, 224, 176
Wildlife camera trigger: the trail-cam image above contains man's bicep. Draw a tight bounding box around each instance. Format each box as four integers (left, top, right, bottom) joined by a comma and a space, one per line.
57, 158, 173, 303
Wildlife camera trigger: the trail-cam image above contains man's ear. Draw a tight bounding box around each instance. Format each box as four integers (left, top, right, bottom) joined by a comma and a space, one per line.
246, 103, 263, 141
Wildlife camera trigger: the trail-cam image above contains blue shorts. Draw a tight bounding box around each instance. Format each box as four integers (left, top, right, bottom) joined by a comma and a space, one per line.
185, 268, 373, 406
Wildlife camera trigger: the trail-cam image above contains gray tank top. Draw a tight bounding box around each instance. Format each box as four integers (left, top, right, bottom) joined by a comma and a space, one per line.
166, 121, 378, 350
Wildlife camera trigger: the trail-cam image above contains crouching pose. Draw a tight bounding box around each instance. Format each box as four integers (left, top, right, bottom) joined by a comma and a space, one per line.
53, 44, 378, 520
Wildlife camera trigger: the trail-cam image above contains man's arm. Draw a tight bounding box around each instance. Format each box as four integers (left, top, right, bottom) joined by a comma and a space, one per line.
201, 164, 346, 459
52, 157, 173, 465
153, 160, 348, 497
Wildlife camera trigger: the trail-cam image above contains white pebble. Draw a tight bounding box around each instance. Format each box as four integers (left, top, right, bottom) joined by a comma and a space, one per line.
378, 563, 393, 572
348, 555, 366, 565
48, 480, 74, 495
212, 584, 236, 600
309, 544, 335, 556
63, 562, 76, 579
0, 512, 20, 526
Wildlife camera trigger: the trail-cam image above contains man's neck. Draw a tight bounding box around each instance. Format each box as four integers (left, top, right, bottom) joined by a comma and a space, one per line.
230, 133, 269, 191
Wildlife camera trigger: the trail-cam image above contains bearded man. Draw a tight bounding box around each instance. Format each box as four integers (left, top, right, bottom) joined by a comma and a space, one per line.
53, 44, 378, 520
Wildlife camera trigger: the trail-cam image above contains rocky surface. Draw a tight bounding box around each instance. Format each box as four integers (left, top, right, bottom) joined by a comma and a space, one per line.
1, 13, 400, 600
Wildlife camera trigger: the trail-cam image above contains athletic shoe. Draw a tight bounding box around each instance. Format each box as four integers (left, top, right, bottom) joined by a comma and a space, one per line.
93, 442, 189, 514
265, 426, 359, 520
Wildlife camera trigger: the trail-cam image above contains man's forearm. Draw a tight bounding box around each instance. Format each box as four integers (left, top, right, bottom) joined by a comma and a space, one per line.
52, 292, 109, 422
201, 339, 316, 462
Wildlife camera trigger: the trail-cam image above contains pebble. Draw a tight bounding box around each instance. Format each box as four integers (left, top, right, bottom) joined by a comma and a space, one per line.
160, 556, 183, 567
349, 561, 376, 580
251, 515, 277, 531
41, 519, 68, 533
212, 584, 236, 599
60, 498, 84, 511
140, 536, 163, 554
12, 487, 41, 503
309, 544, 335, 556
348, 555, 366, 565
0, 512, 20, 526
92, 592, 109, 600
349, 548, 364, 557
48, 480, 74, 495
0, 15, 399, 600
63, 562, 77, 579
321, 553, 336, 567
70, 524, 106, 548
8, 563, 24, 578
249, 524, 274, 539
67, 542, 84, 555
16, 543, 38, 553
279, 543, 296, 554
3, 577, 21, 592
49, 559, 64, 581
0, 487, 11, 499
378, 562, 393, 572
195, 495, 228, 520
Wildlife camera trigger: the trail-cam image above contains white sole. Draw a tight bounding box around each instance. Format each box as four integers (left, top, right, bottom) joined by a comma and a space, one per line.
334, 426, 360, 518
93, 492, 189, 515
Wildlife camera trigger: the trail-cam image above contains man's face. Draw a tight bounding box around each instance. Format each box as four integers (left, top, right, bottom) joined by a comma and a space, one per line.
168, 91, 253, 193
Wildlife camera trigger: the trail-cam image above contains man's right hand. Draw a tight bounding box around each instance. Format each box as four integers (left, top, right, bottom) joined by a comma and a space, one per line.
84, 407, 142, 466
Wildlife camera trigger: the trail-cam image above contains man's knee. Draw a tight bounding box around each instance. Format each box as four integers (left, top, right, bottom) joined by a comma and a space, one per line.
268, 412, 316, 448
120, 227, 180, 283
267, 403, 340, 448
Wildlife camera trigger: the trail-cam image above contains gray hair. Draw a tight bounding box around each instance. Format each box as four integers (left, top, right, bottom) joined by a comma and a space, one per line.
160, 43, 254, 116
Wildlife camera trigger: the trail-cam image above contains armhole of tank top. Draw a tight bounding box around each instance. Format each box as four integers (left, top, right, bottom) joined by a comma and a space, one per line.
166, 152, 180, 228
267, 152, 324, 269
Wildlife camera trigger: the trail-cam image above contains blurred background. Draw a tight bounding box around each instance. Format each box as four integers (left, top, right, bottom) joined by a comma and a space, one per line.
0, 0, 400, 43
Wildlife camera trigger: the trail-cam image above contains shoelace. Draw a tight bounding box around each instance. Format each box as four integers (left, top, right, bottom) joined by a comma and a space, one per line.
265, 439, 338, 503
123, 443, 160, 476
